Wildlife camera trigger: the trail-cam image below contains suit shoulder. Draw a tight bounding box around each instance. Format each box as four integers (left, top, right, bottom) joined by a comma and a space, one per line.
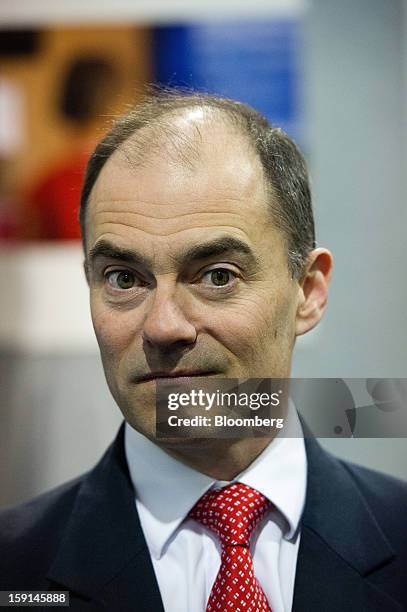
339, 459, 407, 549
0, 475, 85, 588
0, 474, 85, 539
340, 459, 407, 504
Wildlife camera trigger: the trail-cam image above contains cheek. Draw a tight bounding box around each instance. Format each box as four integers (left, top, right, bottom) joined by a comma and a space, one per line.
203, 287, 297, 358
90, 298, 135, 363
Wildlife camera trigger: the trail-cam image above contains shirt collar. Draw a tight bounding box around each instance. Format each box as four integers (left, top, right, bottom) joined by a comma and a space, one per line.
124, 407, 307, 559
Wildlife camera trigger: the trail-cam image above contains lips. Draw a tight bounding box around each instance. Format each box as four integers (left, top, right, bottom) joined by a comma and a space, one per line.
137, 370, 217, 383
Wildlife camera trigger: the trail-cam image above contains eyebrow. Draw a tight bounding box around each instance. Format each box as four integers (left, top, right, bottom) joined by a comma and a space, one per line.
88, 240, 150, 268
176, 237, 258, 267
87, 236, 258, 270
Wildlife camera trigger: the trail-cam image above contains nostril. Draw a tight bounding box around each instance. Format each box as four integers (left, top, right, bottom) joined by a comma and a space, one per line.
142, 326, 198, 349
141, 290, 197, 348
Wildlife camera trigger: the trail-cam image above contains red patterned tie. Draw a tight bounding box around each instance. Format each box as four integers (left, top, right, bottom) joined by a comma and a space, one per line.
189, 482, 272, 612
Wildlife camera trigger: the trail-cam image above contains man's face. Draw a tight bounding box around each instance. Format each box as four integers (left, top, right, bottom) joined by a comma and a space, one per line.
86, 119, 301, 440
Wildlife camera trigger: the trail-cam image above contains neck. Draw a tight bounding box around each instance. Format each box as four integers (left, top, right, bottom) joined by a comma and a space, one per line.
163, 436, 274, 480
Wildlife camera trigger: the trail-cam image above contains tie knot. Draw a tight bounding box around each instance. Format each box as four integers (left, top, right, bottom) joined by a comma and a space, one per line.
189, 483, 270, 548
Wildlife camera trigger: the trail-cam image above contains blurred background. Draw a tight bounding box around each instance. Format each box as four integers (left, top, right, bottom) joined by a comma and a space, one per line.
1, 0, 406, 507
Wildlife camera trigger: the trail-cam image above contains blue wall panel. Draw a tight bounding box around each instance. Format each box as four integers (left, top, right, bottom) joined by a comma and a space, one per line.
154, 20, 303, 141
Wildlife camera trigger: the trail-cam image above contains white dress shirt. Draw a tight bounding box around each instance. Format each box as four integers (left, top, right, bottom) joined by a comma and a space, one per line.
124, 411, 307, 612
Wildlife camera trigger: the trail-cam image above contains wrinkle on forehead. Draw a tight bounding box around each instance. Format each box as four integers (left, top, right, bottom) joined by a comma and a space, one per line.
88, 185, 270, 248
92, 200, 248, 216
92, 221, 255, 239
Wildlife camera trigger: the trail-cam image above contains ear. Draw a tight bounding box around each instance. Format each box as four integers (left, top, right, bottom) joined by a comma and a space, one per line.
295, 248, 333, 336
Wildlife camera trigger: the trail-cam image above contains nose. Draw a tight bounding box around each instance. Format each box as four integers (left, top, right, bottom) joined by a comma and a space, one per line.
142, 285, 197, 349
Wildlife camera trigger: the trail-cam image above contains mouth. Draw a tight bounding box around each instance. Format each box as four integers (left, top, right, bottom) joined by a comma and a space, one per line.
137, 370, 219, 384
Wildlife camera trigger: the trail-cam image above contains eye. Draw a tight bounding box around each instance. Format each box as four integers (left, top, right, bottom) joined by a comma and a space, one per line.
106, 270, 137, 290
202, 268, 236, 287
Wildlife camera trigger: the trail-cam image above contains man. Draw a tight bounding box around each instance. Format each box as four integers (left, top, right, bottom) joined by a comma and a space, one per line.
1, 91, 406, 611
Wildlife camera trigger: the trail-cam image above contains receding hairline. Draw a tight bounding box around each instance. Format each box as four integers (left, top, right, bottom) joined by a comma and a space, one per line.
81, 93, 272, 233
85, 104, 267, 216
94, 103, 259, 175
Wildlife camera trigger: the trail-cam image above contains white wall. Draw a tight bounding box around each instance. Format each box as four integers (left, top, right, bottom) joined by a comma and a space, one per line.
0, 0, 306, 26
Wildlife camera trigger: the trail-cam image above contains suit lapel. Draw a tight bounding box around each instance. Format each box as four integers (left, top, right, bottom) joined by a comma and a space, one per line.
293, 436, 401, 611
46, 424, 164, 611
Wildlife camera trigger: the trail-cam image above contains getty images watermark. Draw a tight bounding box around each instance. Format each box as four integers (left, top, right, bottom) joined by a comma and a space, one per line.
156, 378, 288, 438
155, 378, 407, 439
166, 387, 285, 430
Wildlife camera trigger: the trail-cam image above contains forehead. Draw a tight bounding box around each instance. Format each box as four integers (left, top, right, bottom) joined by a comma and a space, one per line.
86, 117, 276, 259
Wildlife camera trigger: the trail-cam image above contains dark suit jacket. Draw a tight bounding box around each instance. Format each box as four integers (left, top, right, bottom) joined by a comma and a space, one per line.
1, 424, 407, 611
